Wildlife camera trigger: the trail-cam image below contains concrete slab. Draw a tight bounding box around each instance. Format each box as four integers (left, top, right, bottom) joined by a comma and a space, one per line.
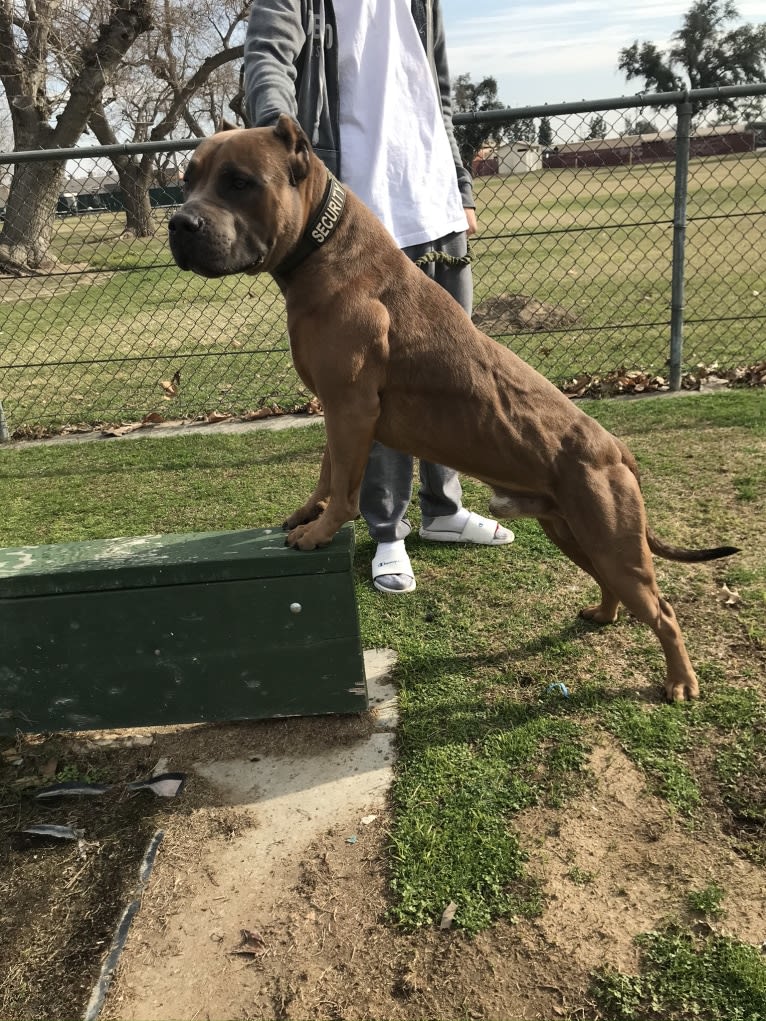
5, 412, 325, 448
108, 648, 400, 1020
194, 647, 399, 815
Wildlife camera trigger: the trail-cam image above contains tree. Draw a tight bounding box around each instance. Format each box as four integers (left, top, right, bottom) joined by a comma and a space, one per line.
0, 101, 12, 152
538, 116, 553, 147
623, 116, 659, 135
0, 0, 152, 272
585, 114, 608, 140
85, 0, 247, 236
451, 74, 513, 167
717, 94, 765, 125
618, 0, 766, 117
511, 117, 536, 144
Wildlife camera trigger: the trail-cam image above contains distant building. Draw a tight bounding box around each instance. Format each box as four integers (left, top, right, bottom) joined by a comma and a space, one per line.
543, 123, 757, 169
495, 140, 543, 175
472, 141, 542, 177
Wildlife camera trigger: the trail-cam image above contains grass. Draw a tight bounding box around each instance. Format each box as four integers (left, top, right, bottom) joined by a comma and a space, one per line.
1, 150, 764, 434
472, 151, 766, 375
593, 926, 766, 1021
1, 390, 765, 1010
686, 882, 726, 918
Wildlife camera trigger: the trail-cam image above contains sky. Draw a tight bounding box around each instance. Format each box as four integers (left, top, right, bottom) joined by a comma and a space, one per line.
440, 0, 765, 110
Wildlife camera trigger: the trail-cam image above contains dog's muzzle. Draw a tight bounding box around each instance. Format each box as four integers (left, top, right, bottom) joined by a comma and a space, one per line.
168, 206, 267, 277
168, 208, 205, 271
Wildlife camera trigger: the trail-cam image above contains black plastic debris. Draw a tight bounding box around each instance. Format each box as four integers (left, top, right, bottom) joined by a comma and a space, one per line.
12, 823, 85, 847
35, 781, 110, 800
125, 772, 186, 798
83, 830, 165, 1021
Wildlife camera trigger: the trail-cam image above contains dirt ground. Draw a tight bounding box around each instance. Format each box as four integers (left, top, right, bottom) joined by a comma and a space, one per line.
100, 735, 766, 1021
0, 711, 378, 1021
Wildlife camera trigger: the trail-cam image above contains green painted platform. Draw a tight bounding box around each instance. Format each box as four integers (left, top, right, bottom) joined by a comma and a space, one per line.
0, 526, 367, 734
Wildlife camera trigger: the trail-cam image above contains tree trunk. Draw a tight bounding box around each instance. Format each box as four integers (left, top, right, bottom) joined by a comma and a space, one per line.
88, 106, 155, 237
0, 159, 65, 274
117, 158, 155, 236
0, 0, 152, 272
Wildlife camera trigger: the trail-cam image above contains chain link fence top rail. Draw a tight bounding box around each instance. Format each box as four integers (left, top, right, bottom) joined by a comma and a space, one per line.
0, 85, 764, 438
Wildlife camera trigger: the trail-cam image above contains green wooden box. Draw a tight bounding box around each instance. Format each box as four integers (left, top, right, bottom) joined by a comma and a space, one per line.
0, 526, 367, 735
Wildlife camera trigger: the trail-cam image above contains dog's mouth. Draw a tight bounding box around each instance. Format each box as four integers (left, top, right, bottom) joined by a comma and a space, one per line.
243, 251, 267, 274
168, 207, 270, 277
169, 236, 268, 278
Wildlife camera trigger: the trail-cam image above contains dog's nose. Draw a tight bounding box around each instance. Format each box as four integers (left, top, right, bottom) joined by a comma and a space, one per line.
168, 210, 204, 234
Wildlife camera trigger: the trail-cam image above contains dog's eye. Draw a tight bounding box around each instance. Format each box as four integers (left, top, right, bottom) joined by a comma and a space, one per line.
217, 165, 258, 195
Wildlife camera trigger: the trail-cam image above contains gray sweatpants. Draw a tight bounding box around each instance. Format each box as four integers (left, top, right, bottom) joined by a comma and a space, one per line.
359, 230, 472, 543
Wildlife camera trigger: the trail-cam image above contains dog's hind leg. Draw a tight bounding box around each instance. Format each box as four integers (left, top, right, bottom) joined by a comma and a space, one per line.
566, 466, 699, 702
538, 518, 620, 624
491, 494, 622, 623
593, 554, 699, 702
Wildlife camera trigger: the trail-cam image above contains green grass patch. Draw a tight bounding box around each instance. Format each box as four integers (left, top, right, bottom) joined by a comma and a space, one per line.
593, 926, 766, 1021
1, 391, 765, 935
390, 705, 588, 932
601, 699, 702, 814
686, 882, 726, 918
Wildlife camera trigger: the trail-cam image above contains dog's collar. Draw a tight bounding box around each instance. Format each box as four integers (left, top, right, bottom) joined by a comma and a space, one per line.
275, 171, 346, 276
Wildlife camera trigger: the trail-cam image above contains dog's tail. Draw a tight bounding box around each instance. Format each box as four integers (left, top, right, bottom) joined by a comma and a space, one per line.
647, 529, 740, 563
615, 439, 740, 563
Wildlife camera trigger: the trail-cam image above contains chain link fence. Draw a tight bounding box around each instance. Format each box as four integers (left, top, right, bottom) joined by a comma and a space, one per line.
1, 84, 765, 439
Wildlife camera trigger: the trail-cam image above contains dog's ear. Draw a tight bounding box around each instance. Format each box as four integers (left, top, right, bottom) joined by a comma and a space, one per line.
216, 117, 239, 133
274, 113, 311, 184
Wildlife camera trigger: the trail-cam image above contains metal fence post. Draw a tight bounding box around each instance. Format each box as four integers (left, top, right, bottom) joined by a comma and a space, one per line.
669, 97, 693, 391
0, 402, 10, 443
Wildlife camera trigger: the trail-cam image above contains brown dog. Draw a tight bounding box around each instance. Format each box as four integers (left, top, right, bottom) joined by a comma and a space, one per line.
169, 116, 738, 702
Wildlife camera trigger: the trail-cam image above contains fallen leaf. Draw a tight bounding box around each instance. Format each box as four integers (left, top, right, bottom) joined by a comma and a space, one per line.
206, 411, 232, 424
101, 422, 144, 437
159, 369, 181, 397
241, 407, 276, 421
719, 584, 742, 607
440, 900, 458, 930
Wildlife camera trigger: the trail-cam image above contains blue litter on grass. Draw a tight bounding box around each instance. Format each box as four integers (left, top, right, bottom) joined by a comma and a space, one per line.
546, 682, 569, 698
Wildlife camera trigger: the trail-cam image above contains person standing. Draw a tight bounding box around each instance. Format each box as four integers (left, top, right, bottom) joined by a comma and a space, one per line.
244, 0, 513, 593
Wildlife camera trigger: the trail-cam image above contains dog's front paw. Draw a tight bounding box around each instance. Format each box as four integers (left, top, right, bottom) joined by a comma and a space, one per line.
286, 523, 328, 550
283, 500, 327, 531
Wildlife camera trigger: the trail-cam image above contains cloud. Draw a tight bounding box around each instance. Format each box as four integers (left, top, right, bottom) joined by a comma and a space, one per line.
445, 0, 766, 84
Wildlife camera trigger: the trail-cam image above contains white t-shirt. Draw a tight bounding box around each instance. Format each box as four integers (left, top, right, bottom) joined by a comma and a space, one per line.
333, 0, 467, 249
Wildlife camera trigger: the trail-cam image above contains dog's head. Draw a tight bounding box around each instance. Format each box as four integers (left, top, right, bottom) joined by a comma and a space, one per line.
168, 115, 313, 278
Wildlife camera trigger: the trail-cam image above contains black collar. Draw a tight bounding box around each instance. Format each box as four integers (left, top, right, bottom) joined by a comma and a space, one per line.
275, 171, 346, 276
